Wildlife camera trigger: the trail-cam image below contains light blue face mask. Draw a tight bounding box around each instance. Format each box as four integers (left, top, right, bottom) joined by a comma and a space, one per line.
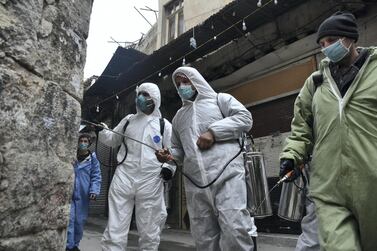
178, 85, 195, 100
135, 94, 154, 114
78, 143, 89, 150
321, 38, 351, 63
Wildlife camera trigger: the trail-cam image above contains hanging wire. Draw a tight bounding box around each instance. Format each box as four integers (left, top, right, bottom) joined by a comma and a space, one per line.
87, 0, 275, 111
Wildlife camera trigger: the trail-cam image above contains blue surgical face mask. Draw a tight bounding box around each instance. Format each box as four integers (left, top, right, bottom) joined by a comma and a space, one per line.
178, 84, 195, 100
78, 143, 89, 150
321, 38, 351, 63
136, 94, 154, 114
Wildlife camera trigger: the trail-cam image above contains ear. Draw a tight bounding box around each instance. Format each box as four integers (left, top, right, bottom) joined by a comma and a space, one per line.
344, 37, 355, 47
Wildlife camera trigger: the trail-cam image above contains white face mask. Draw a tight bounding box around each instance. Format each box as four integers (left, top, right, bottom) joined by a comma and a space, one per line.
321, 38, 351, 63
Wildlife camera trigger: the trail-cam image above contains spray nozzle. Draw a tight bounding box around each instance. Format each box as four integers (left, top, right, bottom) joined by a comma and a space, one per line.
277, 170, 294, 185
277, 164, 305, 185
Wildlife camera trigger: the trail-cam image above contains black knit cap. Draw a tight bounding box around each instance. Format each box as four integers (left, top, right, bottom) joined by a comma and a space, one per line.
317, 11, 359, 43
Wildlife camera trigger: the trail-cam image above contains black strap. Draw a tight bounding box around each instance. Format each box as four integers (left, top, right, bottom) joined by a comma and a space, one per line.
159, 118, 165, 136
160, 118, 165, 148
122, 120, 130, 134
123, 117, 165, 147
312, 73, 323, 91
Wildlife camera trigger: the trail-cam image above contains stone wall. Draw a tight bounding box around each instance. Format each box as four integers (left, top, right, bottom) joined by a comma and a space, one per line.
0, 0, 93, 250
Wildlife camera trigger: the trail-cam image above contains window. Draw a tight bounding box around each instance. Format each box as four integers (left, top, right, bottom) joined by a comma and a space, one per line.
165, 0, 184, 43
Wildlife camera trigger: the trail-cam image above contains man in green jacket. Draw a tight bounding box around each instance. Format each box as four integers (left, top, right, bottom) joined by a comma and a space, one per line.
279, 11, 377, 251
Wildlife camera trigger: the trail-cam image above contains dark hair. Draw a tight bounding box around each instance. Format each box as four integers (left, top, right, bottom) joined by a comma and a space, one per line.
78, 134, 92, 144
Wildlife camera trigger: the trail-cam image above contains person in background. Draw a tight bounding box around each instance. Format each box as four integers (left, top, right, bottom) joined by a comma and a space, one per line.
295, 197, 320, 251
295, 162, 320, 251
66, 134, 102, 251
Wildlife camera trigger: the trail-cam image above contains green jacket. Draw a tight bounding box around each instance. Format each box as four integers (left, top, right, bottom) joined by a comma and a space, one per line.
281, 47, 377, 202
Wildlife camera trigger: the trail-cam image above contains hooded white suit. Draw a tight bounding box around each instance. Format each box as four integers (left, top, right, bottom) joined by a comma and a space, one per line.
99, 83, 174, 251
171, 67, 255, 251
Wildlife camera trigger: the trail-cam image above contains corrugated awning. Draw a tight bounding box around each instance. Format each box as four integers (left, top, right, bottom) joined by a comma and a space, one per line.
85, 47, 147, 97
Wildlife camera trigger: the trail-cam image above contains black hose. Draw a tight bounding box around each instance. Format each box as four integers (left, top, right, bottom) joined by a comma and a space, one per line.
94, 130, 128, 168
170, 138, 245, 189
292, 169, 314, 203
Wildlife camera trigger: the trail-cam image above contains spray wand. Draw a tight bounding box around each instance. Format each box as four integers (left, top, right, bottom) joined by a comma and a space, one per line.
254, 164, 305, 214
82, 119, 158, 151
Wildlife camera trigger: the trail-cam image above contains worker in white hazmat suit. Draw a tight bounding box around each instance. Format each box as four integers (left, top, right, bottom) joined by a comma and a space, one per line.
296, 198, 320, 251
98, 82, 175, 251
156, 66, 255, 251
295, 163, 320, 251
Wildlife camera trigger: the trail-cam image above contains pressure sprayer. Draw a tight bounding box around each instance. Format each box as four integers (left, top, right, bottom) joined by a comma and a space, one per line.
251, 164, 307, 222
278, 164, 308, 222
84, 120, 305, 220
242, 135, 273, 218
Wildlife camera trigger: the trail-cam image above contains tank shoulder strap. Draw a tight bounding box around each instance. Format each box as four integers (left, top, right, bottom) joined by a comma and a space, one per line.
123, 116, 165, 147
121, 115, 134, 134
160, 118, 165, 148
159, 118, 165, 137
122, 120, 130, 134
312, 72, 323, 92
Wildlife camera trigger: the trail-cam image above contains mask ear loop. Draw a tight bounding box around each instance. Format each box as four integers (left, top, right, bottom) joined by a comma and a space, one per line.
340, 38, 352, 51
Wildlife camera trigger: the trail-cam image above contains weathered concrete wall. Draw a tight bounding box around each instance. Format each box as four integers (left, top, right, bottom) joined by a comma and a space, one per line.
253, 132, 291, 178
0, 0, 93, 250
156, 0, 235, 48
135, 24, 157, 55
183, 0, 234, 30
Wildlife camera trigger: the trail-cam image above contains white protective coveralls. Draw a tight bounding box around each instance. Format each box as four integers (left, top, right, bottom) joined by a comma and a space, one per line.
296, 165, 320, 251
99, 83, 174, 251
171, 67, 255, 251
296, 197, 320, 251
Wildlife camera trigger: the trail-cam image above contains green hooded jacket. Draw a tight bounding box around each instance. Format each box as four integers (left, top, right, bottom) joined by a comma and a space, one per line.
280, 47, 377, 203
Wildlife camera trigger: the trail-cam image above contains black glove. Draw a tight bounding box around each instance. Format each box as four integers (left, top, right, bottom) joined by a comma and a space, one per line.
160, 167, 173, 181
279, 159, 300, 182
94, 125, 104, 133
93, 122, 108, 133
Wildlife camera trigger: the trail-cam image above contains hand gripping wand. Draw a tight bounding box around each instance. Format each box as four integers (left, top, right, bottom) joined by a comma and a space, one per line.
254, 164, 305, 213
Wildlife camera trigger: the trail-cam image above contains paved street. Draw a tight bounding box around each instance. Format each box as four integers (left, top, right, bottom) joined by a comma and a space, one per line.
80, 217, 298, 251
81, 226, 195, 251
